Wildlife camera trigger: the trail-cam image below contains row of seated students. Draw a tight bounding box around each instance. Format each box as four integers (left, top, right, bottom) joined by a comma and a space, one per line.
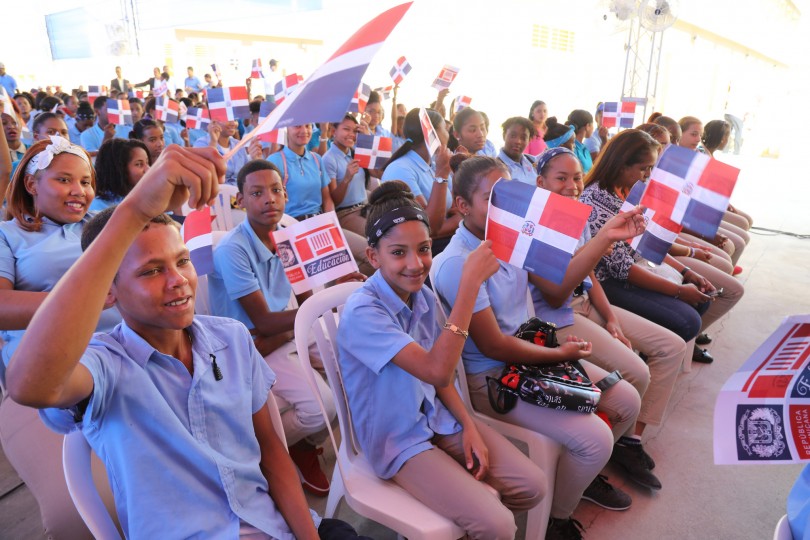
0, 84, 752, 539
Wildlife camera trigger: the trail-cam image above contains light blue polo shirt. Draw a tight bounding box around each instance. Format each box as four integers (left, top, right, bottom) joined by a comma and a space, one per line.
88, 195, 123, 213
433, 221, 531, 374
163, 121, 185, 147
530, 227, 593, 328
338, 271, 462, 479
381, 149, 452, 211
193, 135, 248, 187
79, 122, 105, 151
498, 148, 537, 185
208, 219, 292, 329
266, 146, 329, 218
0, 215, 121, 369
322, 144, 367, 209
68, 122, 84, 145
373, 124, 404, 154
40, 316, 318, 539
477, 140, 497, 157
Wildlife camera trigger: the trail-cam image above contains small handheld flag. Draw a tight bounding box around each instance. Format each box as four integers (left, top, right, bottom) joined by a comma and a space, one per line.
389, 56, 412, 85
374, 85, 393, 101
154, 96, 180, 124
354, 134, 393, 169
181, 207, 215, 276
271, 212, 359, 294
251, 58, 264, 79
348, 82, 372, 113
107, 99, 132, 126
619, 180, 679, 264
602, 101, 636, 129
431, 65, 459, 91
207, 86, 250, 122
640, 145, 739, 238
486, 179, 592, 284
185, 107, 211, 131
127, 90, 144, 99
273, 74, 303, 105
419, 108, 440, 158
257, 101, 286, 145
87, 85, 102, 106
455, 95, 472, 112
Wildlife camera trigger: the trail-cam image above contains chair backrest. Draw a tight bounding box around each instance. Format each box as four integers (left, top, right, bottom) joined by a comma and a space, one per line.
774, 514, 793, 540
294, 282, 364, 470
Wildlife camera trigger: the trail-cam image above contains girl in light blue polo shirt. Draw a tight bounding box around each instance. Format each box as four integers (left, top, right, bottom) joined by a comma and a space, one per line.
0, 136, 121, 537
338, 182, 546, 539
323, 114, 369, 237
432, 155, 642, 540
193, 120, 259, 186
381, 109, 459, 251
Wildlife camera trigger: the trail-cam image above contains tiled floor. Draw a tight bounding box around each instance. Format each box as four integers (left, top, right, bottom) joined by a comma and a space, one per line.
1, 152, 808, 539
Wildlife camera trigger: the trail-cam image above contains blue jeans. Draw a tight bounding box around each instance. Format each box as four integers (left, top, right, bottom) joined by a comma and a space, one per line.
599, 278, 707, 342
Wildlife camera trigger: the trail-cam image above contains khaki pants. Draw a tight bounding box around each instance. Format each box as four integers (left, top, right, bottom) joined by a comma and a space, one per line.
336, 205, 367, 238
672, 257, 745, 333
392, 419, 547, 540
679, 233, 734, 275
563, 297, 686, 428
467, 361, 640, 518
724, 208, 753, 230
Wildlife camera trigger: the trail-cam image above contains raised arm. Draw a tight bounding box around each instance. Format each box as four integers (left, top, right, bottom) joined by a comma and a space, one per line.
7, 146, 225, 408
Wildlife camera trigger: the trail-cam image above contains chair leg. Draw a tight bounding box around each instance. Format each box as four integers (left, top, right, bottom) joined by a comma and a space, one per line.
324, 467, 345, 518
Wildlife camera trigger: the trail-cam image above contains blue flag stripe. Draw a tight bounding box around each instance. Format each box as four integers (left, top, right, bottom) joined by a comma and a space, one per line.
524, 239, 570, 285
656, 145, 695, 178
682, 199, 725, 238
491, 180, 534, 218
636, 233, 672, 265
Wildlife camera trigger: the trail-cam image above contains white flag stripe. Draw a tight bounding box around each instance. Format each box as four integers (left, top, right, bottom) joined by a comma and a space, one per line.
534, 226, 580, 253
645, 218, 680, 242
186, 235, 212, 252
650, 168, 687, 192
691, 185, 729, 210
670, 192, 690, 223
488, 205, 526, 231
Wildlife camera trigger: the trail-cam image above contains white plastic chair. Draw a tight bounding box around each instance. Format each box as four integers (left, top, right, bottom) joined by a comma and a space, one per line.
429, 268, 561, 540
63, 391, 288, 540
775, 514, 793, 540
294, 281, 467, 539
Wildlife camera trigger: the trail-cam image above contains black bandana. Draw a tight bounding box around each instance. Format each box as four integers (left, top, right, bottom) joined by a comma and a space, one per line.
367, 205, 430, 246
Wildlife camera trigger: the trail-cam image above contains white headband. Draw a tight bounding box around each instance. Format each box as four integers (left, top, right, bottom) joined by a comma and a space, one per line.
25, 135, 91, 176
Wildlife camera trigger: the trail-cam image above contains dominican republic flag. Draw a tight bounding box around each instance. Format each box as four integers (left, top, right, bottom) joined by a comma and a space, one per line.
273, 74, 303, 105
348, 82, 372, 113
619, 180, 681, 264
602, 101, 636, 129
455, 95, 472, 112
210, 63, 221, 79
226, 3, 413, 161
87, 85, 102, 105
389, 56, 412, 85
431, 65, 459, 91
107, 99, 132, 126
207, 87, 250, 122
251, 58, 264, 79
127, 89, 144, 99
185, 107, 211, 131
419, 108, 441, 157
640, 145, 740, 238
374, 85, 393, 101
354, 134, 393, 169
154, 97, 180, 124
181, 207, 214, 276
257, 101, 286, 145
486, 180, 591, 284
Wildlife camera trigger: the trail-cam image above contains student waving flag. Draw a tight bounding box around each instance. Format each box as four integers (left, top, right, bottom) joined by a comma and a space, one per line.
619, 180, 681, 264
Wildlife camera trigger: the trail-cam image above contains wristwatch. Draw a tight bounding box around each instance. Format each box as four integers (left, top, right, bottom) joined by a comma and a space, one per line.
435, 177, 448, 184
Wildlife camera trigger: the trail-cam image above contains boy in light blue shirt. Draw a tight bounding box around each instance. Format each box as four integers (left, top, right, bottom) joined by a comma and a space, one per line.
7, 146, 369, 540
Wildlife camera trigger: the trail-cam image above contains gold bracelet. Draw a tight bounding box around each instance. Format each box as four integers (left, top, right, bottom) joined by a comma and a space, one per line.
443, 322, 469, 339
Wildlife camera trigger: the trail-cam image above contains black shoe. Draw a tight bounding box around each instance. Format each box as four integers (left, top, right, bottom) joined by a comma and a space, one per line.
692, 346, 714, 364
581, 474, 632, 510
546, 517, 585, 540
696, 332, 712, 345
611, 442, 662, 490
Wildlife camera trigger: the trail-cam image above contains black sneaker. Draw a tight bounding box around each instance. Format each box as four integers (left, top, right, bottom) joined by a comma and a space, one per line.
581, 474, 632, 511
696, 332, 712, 345
692, 346, 714, 364
546, 517, 585, 540
611, 442, 662, 490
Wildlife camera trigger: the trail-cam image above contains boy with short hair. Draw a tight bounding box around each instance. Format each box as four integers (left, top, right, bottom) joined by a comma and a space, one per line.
208, 159, 343, 496
6, 146, 361, 539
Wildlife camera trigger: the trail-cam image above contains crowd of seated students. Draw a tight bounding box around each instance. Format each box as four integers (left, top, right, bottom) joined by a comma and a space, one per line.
0, 64, 754, 540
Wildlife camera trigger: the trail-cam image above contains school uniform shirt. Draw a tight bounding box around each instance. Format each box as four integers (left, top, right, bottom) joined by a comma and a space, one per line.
114, 124, 133, 139
8, 142, 26, 162
208, 219, 293, 329
266, 146, 329, 218
530, 228, 593, 328
0, 215, 121, 370
163, 121, 185, 147
337, 271, 462, 479
574, 139, 593, 174
477, 140, 497, 157
193, 136, 249, 187
497, 148, 537, 185
381, 149, 452, 211
579, 183, 641, 282
584, 131, 602, 155
88, 195, 123, 213
40, 316, 319, 539
789, 464, 810, 539
322, 144, 367, 209
68, 122, 84, 145
79, 122, 107, 152
432, 221, 531, 375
